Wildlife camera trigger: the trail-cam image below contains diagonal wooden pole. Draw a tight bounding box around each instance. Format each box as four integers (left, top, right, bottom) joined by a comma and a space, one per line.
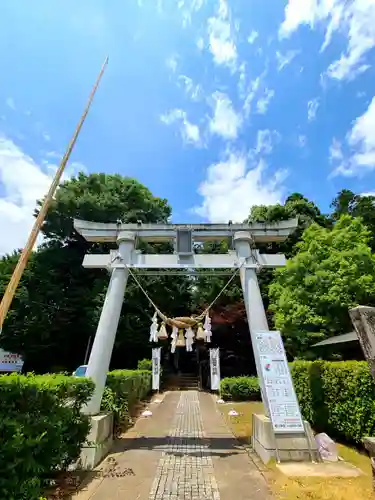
0, 56, 109, 332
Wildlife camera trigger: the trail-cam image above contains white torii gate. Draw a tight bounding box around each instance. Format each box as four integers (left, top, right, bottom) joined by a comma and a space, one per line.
74, 218, 298, 416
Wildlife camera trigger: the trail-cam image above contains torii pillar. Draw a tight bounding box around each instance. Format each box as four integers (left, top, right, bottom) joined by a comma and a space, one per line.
234, 231, 269, 411
83, 231, 135, 415
234, 231, 268, 331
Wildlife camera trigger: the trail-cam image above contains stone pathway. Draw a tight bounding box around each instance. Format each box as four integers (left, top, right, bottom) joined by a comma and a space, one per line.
73, 390, 272, 500
149, 392, 220, 500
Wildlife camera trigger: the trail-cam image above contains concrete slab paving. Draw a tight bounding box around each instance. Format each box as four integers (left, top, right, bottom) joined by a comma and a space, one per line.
72, 391, 180, 500
199, 392, 273, 500
73, 390, 273, 500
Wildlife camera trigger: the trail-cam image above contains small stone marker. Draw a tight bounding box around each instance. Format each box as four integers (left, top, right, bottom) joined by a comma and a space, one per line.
228, 409, 239, 417
315, 433, 338, 462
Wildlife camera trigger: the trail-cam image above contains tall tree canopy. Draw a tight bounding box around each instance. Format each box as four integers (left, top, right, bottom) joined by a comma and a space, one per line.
0, 173, 190, 372
331, 189, 375, 250
248, 192, 329, 257
269, 215, 375, 357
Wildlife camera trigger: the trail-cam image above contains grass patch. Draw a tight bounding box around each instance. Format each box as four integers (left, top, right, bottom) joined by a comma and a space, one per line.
219, 401, 373, 500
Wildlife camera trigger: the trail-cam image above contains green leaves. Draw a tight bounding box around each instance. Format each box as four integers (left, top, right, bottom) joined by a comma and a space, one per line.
269, 215, 375, 357
0, 369, 151, 498
38, 173, 171, 243
137, 359, 152, 371
102, 370, 152, 434
220, 362, 375, 444
291, 361, 375, 443
331, 189, 375, 250
0, 173, 187, 373
220, 376, 261, 401
0, 373, 94, 499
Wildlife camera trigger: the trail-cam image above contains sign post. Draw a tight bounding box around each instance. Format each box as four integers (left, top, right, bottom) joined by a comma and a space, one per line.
253, 331, 304, 433
0, 349, 24, 372
152, 347, 161, 391
209, 348, 221, 391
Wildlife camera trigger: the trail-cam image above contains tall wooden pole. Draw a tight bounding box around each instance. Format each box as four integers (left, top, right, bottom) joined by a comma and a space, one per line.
0, 56, 109, 332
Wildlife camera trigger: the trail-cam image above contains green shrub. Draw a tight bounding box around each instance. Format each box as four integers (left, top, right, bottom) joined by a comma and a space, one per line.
291, 361, 375, 444
220, 376, 261, 401
0, 373, 94, 500
137, 359, 152, 371
220, 362, 375, 444
101, 370, 152, 433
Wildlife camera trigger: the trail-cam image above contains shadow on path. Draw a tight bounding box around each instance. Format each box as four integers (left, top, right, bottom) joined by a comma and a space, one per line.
111, 435, 251, 458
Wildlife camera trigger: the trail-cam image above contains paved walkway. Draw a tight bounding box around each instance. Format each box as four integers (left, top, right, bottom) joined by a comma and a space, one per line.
74, 391, 272, 500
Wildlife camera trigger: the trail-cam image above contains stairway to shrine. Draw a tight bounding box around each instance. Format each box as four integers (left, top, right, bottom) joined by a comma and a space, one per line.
164, 372, 200, 391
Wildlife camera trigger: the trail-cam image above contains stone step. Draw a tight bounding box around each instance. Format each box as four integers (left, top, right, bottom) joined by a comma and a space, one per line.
164, 374, 200, 391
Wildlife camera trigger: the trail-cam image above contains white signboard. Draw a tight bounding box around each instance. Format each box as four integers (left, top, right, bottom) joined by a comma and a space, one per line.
254, 331, 304, 434
210, 348, 221, 391
0, 349, 24, 373
152, 347, 161, 391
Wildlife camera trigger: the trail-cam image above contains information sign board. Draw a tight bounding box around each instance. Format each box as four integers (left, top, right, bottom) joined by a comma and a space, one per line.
254, 331, 304, 433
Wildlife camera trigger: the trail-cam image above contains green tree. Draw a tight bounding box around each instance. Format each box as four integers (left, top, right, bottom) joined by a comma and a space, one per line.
330, 189, 375, 250
0, 173, 191, 372
248, 192, 329, 257
269, 215, 375, 357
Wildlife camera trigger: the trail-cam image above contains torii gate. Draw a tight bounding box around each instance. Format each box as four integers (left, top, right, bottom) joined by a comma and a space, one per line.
74, 218, 299, 415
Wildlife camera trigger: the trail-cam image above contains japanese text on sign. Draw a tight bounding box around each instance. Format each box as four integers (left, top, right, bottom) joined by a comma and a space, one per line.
254, 331, 304, 434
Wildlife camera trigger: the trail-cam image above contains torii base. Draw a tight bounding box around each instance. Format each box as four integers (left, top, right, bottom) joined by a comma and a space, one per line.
252, 414, 319, 464
78, 412, 114, 470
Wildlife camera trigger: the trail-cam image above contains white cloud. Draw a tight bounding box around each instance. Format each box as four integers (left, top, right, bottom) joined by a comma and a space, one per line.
254, 130, 279, 155
256, 88, 274, 114
207, 0, 237, 69
197, 37, 204, 50
329, 137, 344, 162
178, 0, 205, 27
247, 30, 258, 44
307, 98, 319, 121
331, 97, 375, 176
243, 76, 262, 117
166, 55, 178, 73
237, 62, 247, 99
160, 108, 201, 145
194, 152, 287, 222
276, 50, 299, 71
209, 92, 242, 140
0, 137, 82, 256
177, 75, 202, 101
280, 0, 375, 81
6, 98, 15, 110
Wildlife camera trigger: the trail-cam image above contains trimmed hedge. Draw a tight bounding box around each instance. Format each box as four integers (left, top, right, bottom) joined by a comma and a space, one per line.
137, 358, 152, 371
101, 369, 152, 433
220, 376, 261, 401
0, 369, 152, 499
0, 373, 94, 500
291, 361, 375, 444
220, 361, 375, 444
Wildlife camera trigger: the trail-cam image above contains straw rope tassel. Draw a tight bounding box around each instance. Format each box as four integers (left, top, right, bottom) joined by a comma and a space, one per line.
157, 322, 168, 340
149, 311, 159, 343
204, 312, 212, 343
170, 326, 178, 353
185, 327, 194, 352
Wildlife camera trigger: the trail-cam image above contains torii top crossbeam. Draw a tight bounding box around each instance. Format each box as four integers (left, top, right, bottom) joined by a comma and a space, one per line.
73, 218, 298, 243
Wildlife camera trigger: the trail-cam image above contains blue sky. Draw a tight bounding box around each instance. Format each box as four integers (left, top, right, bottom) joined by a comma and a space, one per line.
1, 0, 375, 254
